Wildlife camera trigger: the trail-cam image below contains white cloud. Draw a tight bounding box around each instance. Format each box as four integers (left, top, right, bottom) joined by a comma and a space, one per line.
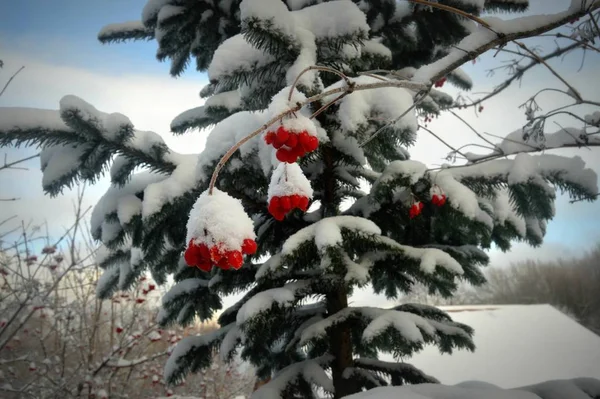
0, 50, 207, 243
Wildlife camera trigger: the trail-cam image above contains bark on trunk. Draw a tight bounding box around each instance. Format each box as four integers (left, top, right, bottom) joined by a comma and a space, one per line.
327, 285, 360, 398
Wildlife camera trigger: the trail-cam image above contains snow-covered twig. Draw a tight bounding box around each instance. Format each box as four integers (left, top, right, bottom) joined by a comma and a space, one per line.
106, 350, 168, 368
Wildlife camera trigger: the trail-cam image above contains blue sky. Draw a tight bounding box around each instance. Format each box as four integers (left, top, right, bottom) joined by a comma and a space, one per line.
0, 0, 599, 267
0, 1, 172, 76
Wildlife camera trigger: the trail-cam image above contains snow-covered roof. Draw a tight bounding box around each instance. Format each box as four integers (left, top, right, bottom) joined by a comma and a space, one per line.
383, 304, 600, 388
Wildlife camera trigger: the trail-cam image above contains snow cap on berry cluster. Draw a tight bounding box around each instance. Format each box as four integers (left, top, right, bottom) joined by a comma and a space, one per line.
186, 188, 256, 251
267, 87, 319, 137
429, 185, 444, 197
268, 163, 313, 200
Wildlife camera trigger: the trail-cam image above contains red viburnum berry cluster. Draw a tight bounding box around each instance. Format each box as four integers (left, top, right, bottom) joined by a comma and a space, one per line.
423, 114, 436, 124
264, 126, 319, 163
431, 193, 447, 206
184, 188, 257, 272
409, 202, 425, 219
268, 194, 310, 221
267, 162, 314, 221
434, 77, 447, 88
184, 238, 257, 271
409, 187, 448, 218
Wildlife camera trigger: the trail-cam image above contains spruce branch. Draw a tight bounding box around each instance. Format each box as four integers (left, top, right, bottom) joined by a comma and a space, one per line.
207, 0, 598, 190
570, 192, 600, 203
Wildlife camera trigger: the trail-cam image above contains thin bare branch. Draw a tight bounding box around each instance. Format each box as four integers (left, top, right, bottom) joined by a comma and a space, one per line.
0, 65, 25, 97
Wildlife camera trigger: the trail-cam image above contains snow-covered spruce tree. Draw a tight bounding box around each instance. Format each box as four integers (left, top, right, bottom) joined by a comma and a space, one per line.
1, 0, 600, 398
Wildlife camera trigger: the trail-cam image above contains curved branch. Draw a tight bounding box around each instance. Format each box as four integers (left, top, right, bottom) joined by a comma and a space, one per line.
422, 2, 600, 84
450, 41, 581, 110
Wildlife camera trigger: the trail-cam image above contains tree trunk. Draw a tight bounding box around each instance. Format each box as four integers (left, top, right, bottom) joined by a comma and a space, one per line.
326, 285, 360, 399
317, 109, 360, 398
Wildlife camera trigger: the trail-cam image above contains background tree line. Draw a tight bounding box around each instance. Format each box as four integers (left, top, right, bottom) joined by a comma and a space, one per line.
400, 245, 600, 335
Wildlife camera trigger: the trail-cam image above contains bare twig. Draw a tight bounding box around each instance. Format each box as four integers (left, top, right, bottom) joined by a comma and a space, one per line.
0, 153, 40, 172
208, 77, 427, 193
0, 65, 25, 97
407, 0, 491, 28
513, 41, 584, 102
418, 124, 468, 159
288, 65, 351, 102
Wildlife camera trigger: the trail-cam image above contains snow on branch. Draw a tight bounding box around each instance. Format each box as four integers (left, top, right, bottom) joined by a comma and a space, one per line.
106, 350, 168, 368
377, 236, 465, 276
353, 357, 439, 385
413, 0, 600, 85
464, 127, 600, 163
236, 280, 311, 325
0, 97, 178, 196
98, 20, 154, 43
296, 306, 473, 357
446, 153, 598, 197
162, 278, 210, 308
251, 355, 334, 399
281, 216, 382, 255
164, 323, 233, 385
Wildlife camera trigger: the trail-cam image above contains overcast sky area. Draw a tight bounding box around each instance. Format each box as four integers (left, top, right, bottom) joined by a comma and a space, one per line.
1, 0, 599, 308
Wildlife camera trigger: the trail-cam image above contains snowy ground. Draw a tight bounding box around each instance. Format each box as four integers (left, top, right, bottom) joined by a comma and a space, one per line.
382, 304, 600, 388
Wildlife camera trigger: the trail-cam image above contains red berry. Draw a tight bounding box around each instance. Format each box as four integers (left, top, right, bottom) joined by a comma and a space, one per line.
198, 243, 210, 261
298, 131, 311, 149
291, 143, 306, 158
210, 245, 223, 263
270, 196, 281, 209
298, 196, 309, 211
148, 284, 155, 290
438, 194, 447, 206
242, 239, 257, 255
305, 136, 319, 152
217, 257, 230, 270
290, 194, 301, 208
280, 196, 292, 212
116, 327, 123, 334
276, 126, 289, 145
285, 133, 298, 148
273, 210, 286, 221
409, 202, 423, 219
264, 132, 276, 145
197, 260, 212, 272
276, 148, 294, 163
227, 251, 244, 269
184, 246, 197, 267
